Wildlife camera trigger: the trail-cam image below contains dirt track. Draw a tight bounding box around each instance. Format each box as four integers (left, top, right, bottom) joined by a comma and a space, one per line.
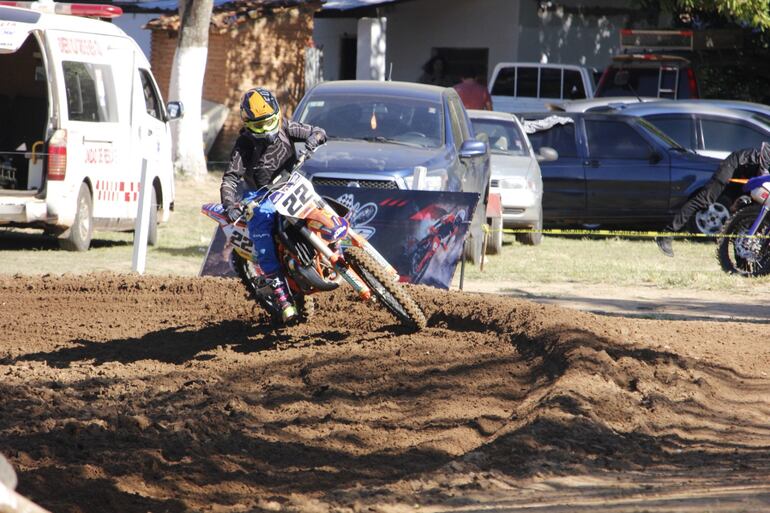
1, 274, 769, 512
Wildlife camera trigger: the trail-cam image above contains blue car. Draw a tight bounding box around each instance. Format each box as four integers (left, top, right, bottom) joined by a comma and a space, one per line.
519, 112, 723, 232
293, 80, 491, 262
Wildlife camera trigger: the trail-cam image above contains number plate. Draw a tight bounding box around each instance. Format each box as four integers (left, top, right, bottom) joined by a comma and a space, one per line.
269, 172, 316, 218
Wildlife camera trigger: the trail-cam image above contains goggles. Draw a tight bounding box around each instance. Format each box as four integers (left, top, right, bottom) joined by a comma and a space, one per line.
244, 113, 280, 134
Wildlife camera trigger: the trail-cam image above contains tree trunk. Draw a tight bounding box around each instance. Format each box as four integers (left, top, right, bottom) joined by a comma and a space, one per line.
169, 0, 214, 179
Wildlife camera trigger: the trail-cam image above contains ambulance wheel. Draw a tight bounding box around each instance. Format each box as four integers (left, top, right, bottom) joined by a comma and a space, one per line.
147, 187, 159, 246
59, 183, 93, 252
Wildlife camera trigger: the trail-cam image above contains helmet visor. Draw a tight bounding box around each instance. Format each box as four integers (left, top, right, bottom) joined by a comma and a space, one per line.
245, 114, 280, 134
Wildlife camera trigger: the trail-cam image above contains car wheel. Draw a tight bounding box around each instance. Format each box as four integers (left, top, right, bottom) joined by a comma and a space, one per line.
486, 216, 503, 254
147, 187, 159, 246
464, 199, 485, 265
58, 183, 93, 252
692, 195, 731, 235
516, 206, 543, 246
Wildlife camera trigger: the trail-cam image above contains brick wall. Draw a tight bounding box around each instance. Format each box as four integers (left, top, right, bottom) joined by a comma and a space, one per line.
149, 5, 316, 160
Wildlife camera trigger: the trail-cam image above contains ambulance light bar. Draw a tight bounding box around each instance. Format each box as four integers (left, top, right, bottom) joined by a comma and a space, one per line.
0, 1, 122, 18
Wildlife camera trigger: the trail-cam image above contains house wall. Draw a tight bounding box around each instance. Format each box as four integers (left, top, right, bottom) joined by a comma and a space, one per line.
385, 0, 519, 84
315, 0, 643, 84
313, 17, 358, 81
516, 0, 636, 69
150, 5, 315, 159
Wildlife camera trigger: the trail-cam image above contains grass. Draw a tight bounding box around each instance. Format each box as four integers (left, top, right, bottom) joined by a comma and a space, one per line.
0, 173, 222, 276
464, 233, 770, 293
2, 174, 769, 292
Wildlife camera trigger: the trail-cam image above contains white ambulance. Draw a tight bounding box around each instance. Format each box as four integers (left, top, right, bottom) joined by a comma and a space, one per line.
0, 1, 181, 250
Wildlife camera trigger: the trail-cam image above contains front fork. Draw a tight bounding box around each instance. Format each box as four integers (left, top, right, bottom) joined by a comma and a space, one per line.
296, 224, 372, 301
748, 203, 770, 236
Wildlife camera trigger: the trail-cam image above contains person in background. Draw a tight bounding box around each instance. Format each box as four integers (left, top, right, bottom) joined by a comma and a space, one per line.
656, 143, 770, 257
453, 67, 493, 111
418, 55, 453, 87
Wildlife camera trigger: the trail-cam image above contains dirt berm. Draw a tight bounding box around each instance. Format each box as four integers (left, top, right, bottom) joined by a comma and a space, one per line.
1, 274, 769, 512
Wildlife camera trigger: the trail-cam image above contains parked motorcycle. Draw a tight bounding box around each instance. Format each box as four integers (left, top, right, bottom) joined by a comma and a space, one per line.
201, 152, 427, 330
716, 175, 770, 276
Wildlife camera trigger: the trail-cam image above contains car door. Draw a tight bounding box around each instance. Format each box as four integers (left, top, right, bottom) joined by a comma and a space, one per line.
697, 116, 770, 160
583, 118, 670, 219
526, 119, 585, 219
134, 68, 169, 206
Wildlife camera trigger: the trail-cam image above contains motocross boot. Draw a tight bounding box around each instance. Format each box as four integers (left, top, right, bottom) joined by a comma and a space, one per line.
267, 275, 297, 323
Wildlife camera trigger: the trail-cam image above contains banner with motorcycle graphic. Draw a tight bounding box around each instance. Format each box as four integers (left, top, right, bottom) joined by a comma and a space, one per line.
200, 188, 479, 289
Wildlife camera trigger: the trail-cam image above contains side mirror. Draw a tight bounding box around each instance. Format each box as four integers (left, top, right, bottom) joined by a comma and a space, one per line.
536, 146, 559, 162
166, 101, 184, 121
459, 139, 487, 159
649, 150, 662, 164
613, 70, 630, 87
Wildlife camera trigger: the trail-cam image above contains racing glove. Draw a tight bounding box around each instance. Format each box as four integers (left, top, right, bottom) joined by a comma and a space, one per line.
226, 203, 244, 223
305, 131, 327, 153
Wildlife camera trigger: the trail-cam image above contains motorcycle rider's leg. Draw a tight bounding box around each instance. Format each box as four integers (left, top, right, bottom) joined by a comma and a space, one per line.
657, 178, 727, 257
247, 197, 297, 322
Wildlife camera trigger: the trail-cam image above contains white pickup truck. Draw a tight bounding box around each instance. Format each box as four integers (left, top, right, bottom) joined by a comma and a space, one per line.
489, 62, 596, 113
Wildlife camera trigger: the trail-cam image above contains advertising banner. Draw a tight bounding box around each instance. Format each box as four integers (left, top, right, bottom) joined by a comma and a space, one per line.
200, 188, 479, 289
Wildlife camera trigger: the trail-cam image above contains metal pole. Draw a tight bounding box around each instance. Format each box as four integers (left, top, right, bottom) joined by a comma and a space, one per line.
131, 159, 151, 274
459, 238, 466, 291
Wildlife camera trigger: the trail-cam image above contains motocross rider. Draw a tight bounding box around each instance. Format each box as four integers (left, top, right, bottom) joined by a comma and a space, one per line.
656, 143, 770, 257
221, 87, 327, 322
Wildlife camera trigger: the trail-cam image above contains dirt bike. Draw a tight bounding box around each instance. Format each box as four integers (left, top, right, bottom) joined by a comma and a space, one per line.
201, 151, 427, 330
408, 212, 463, 284
716, 175, 770, 276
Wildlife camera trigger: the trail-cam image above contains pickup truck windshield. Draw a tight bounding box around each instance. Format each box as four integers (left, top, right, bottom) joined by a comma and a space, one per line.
470, 118, 528, 156
297, 94, 444, 149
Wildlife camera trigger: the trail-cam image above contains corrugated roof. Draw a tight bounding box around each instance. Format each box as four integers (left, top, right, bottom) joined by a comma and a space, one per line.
141, 0, 319, 31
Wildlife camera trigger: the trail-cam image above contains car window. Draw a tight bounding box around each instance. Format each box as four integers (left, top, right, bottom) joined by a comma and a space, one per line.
564, 70, 586, 100
139, 69, 164, 121
296, 93, 444, 148
517, 67, 538, 97
470, 118, 528, 156
447, 98, 471, 146
585, 120, 651, 159
490, 67, 516, 96
540, 68, 561, 99
527, 122, 578, 158
62, 61, 117, 122
598, 67, 663, 98
700, 119, 768, 153
645, 115, 695, 149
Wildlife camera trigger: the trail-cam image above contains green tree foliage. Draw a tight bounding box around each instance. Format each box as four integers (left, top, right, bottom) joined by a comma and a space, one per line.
671, 0, 770, 29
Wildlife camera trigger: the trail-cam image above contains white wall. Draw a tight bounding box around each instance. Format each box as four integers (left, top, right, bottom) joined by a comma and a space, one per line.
313, 17, 359, 81
114, 13, 155, 61
385, 0, 519, 84
516, 0, 633, 69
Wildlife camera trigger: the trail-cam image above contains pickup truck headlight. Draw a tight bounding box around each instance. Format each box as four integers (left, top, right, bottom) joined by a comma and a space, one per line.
404, 168, 447, 191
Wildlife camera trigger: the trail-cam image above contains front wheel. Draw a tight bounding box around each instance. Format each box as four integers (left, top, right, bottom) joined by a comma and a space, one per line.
345, 246, 427, 330
716, 205, 770, 277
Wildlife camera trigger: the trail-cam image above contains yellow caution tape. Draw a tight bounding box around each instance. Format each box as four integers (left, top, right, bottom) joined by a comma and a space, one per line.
481, 224, 770, 239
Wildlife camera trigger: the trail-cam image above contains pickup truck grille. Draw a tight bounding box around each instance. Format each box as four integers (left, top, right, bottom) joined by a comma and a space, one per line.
312, 177, 399, 190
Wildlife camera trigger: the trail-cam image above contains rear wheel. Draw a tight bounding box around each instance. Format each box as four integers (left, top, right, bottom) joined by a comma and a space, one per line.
59, 182, 93, 252
716, 205, 770, 277
147, 187, 159, 246
231, 252, 314, 324
345, 246, 426, 330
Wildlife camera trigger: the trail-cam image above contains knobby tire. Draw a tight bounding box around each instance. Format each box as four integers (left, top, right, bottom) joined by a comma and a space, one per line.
345, 246, 427, 330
